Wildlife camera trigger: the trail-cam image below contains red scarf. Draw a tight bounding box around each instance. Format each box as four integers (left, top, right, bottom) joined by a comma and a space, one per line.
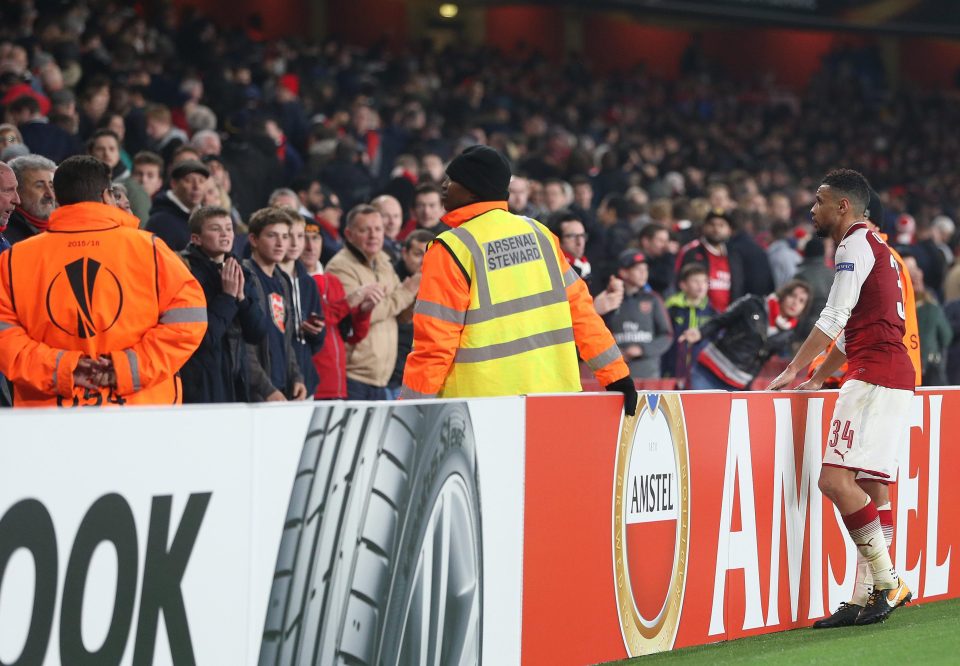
316, 214, 340, 241
15, 206, 51, 233
767, 294, 797, 334
562, 249, 591, 279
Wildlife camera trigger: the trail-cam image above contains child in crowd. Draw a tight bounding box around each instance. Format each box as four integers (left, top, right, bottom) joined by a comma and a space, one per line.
662, 263, 716, 388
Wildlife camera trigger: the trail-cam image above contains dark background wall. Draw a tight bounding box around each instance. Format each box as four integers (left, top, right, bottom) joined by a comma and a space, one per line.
172, 0, 960, 89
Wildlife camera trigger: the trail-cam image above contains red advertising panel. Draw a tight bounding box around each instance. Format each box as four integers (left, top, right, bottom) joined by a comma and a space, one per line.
522, 389, 960, 664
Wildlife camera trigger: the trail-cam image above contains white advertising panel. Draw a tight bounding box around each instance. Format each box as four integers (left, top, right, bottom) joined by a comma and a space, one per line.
0, 399, 526, 666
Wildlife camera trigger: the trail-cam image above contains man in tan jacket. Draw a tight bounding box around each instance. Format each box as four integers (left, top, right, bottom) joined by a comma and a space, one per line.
327, 204, 420, 399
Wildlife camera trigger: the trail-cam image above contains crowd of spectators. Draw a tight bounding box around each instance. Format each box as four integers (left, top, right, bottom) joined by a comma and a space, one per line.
2, 0, 960, 401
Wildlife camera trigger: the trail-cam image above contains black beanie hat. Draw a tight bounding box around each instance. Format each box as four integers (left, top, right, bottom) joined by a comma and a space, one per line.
866, 188, 890, 237
445, 145, 512, 201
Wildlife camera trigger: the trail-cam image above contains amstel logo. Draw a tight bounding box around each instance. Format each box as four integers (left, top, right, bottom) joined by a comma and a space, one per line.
613, 393, 690, 656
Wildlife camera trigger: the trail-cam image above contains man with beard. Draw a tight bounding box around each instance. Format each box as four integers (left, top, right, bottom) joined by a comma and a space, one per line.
675, 209, 744, 312
769, 169, 914, 626
6, 155, 56, 245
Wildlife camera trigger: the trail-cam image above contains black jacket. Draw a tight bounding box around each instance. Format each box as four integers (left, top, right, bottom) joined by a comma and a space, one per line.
145, 193, 191, 251
389, 258, 415, 387
242, 259, 305, 400
288, 261, 326, 396
699, 294, 796, 380
728, 231, 774, 297
18, 119, 84, 164
4, 209, 43, 245
180, 245, 268, 403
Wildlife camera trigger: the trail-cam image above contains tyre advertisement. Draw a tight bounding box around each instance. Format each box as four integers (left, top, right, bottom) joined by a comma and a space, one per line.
1, 391, 958, 666
0, 400, 525, 666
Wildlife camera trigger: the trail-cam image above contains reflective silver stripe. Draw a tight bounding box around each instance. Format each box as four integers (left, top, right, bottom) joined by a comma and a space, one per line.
399, 385, 437, 400
448, 227, 490, 307
454, 217, 570, 325
522, 218, 565, 289
700, 343, 753, 387
53, 350, 64, 389
0, 320, 14, 331
464, 288, 567, 325
562, 267, 580, 287
415, 299, 466, 325
454, 327, 575, 364
585, 343, 622, 371
124, 349, 142, 392
159, 307, 208, 324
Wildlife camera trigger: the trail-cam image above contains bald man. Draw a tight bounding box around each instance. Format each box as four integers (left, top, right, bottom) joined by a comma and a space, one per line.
0, 163, 23, 251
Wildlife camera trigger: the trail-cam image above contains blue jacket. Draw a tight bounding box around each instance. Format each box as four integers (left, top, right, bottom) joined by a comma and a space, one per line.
180, 245, 268, 402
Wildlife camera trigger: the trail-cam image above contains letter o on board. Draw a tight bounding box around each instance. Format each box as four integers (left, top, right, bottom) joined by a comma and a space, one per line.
59, 494, 138, 666
0, 499, 58, 666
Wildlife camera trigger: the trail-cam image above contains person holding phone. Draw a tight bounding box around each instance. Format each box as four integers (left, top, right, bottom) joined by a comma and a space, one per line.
280, 211, 326, 396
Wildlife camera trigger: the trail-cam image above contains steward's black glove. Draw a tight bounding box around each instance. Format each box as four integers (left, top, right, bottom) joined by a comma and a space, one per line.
605, 376, 638, 416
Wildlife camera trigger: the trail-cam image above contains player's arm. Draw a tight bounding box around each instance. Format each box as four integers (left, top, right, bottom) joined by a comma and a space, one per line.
797, 334, 848, 390
768, 234, 873, 390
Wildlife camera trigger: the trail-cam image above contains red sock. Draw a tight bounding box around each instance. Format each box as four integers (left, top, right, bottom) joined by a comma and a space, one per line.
842, 501, 879, 534
843, 499, 896, 588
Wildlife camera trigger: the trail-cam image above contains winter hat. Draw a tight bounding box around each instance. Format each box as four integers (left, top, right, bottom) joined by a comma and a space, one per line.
866, 188, 890, 236
445, 145, 511, 202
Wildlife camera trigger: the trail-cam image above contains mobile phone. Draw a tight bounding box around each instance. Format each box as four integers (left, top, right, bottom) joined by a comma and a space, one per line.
307, 312, 325, 325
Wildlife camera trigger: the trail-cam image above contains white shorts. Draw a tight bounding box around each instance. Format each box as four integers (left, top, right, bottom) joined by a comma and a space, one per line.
822, 379, 912, 482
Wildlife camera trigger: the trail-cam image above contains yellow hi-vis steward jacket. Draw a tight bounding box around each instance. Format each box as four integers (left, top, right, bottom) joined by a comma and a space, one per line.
399, 201, 629, 398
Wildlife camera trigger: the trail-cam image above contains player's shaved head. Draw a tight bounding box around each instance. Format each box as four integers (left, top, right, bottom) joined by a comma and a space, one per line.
821, 169, 870, 217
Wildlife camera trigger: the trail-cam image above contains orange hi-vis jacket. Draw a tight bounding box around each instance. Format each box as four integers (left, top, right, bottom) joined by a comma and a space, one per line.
0, 202, 207, 406
808, 244, 921, 387
400, 201, 629, 398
